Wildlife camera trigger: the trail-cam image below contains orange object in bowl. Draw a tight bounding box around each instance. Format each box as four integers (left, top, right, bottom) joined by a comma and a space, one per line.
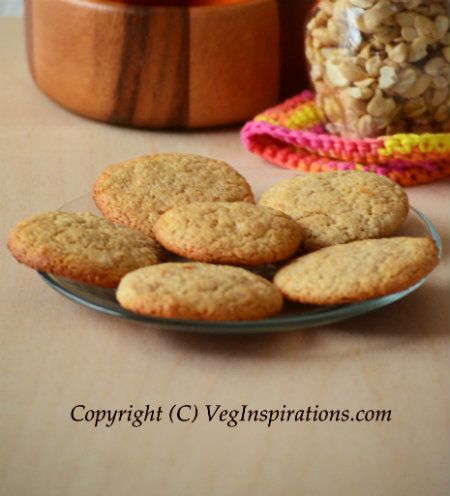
104, 0, 248, 4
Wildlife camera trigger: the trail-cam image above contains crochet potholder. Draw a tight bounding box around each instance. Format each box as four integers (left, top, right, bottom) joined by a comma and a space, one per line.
241, 90, 450, 186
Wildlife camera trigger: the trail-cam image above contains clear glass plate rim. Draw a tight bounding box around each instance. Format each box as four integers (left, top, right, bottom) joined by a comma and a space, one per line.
38, 271, 428, 330
37, 200, 442, 332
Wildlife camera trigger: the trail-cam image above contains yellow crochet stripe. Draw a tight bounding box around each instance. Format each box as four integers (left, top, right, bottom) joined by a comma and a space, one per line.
285, 105, 322, 129
379, 133, 450, 156
254, 115, 278, 125
255, 104, 322, 129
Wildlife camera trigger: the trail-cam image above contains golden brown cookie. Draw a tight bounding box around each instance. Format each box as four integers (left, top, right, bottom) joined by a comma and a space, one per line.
7, 211, 164, 288
116, 262, 283, 320
274, 237, 439, 305
153, 202, 303, 266
93, 153, 254, 237
259, 171, 409, 251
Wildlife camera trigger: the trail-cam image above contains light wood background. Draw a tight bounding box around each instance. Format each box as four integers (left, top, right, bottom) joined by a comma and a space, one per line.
1, 18, 449, 496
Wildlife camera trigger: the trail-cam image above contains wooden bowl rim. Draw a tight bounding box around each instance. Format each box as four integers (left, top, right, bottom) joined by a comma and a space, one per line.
47, 0, 273, 14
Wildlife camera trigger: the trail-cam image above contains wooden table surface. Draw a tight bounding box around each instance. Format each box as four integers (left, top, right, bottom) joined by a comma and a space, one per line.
1, 18, 449, 496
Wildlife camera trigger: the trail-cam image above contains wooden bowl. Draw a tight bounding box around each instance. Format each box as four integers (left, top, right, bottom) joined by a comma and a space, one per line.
24, 0, 311, 128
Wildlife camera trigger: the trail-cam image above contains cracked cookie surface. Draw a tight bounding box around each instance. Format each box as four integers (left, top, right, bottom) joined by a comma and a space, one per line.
154, 202, 303, 266
7, 211, 164, 287
93, 153, 254, 237
117, 262, 283, 320
274, 237, 439, 305
259, 171, 409, 251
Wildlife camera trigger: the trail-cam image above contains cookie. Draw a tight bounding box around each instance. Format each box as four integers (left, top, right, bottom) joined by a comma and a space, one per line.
274, 237, 439, 305
259, 171, 409, 251
116, 262, 283, 320
7, 211, 164, 288
93, 153, 254, 237
153, 202, 303, 266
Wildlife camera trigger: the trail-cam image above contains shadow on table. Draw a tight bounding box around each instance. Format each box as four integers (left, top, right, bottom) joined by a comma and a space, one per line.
155, 283, 448, 362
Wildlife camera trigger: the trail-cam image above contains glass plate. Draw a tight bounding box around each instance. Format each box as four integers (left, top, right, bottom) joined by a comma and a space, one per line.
38, 195, 442, 334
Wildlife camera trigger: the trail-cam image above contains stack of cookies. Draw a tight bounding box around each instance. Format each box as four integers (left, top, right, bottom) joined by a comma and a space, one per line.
7, 153, 439, 321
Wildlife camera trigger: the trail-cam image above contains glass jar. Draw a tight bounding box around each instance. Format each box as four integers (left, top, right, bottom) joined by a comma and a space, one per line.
305, 0, 450, 138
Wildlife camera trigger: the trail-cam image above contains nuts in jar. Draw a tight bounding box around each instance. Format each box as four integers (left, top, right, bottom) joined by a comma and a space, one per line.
306, 0, 450, 137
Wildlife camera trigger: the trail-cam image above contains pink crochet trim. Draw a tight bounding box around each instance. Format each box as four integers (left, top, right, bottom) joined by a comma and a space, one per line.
241, 91, 450, 186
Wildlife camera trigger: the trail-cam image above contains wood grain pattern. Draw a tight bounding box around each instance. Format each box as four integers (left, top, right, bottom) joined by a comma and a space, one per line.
26, 0, 191, 127
25, 0, 308, 128
1, 18, 450, 496
109, 7, 190, 126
